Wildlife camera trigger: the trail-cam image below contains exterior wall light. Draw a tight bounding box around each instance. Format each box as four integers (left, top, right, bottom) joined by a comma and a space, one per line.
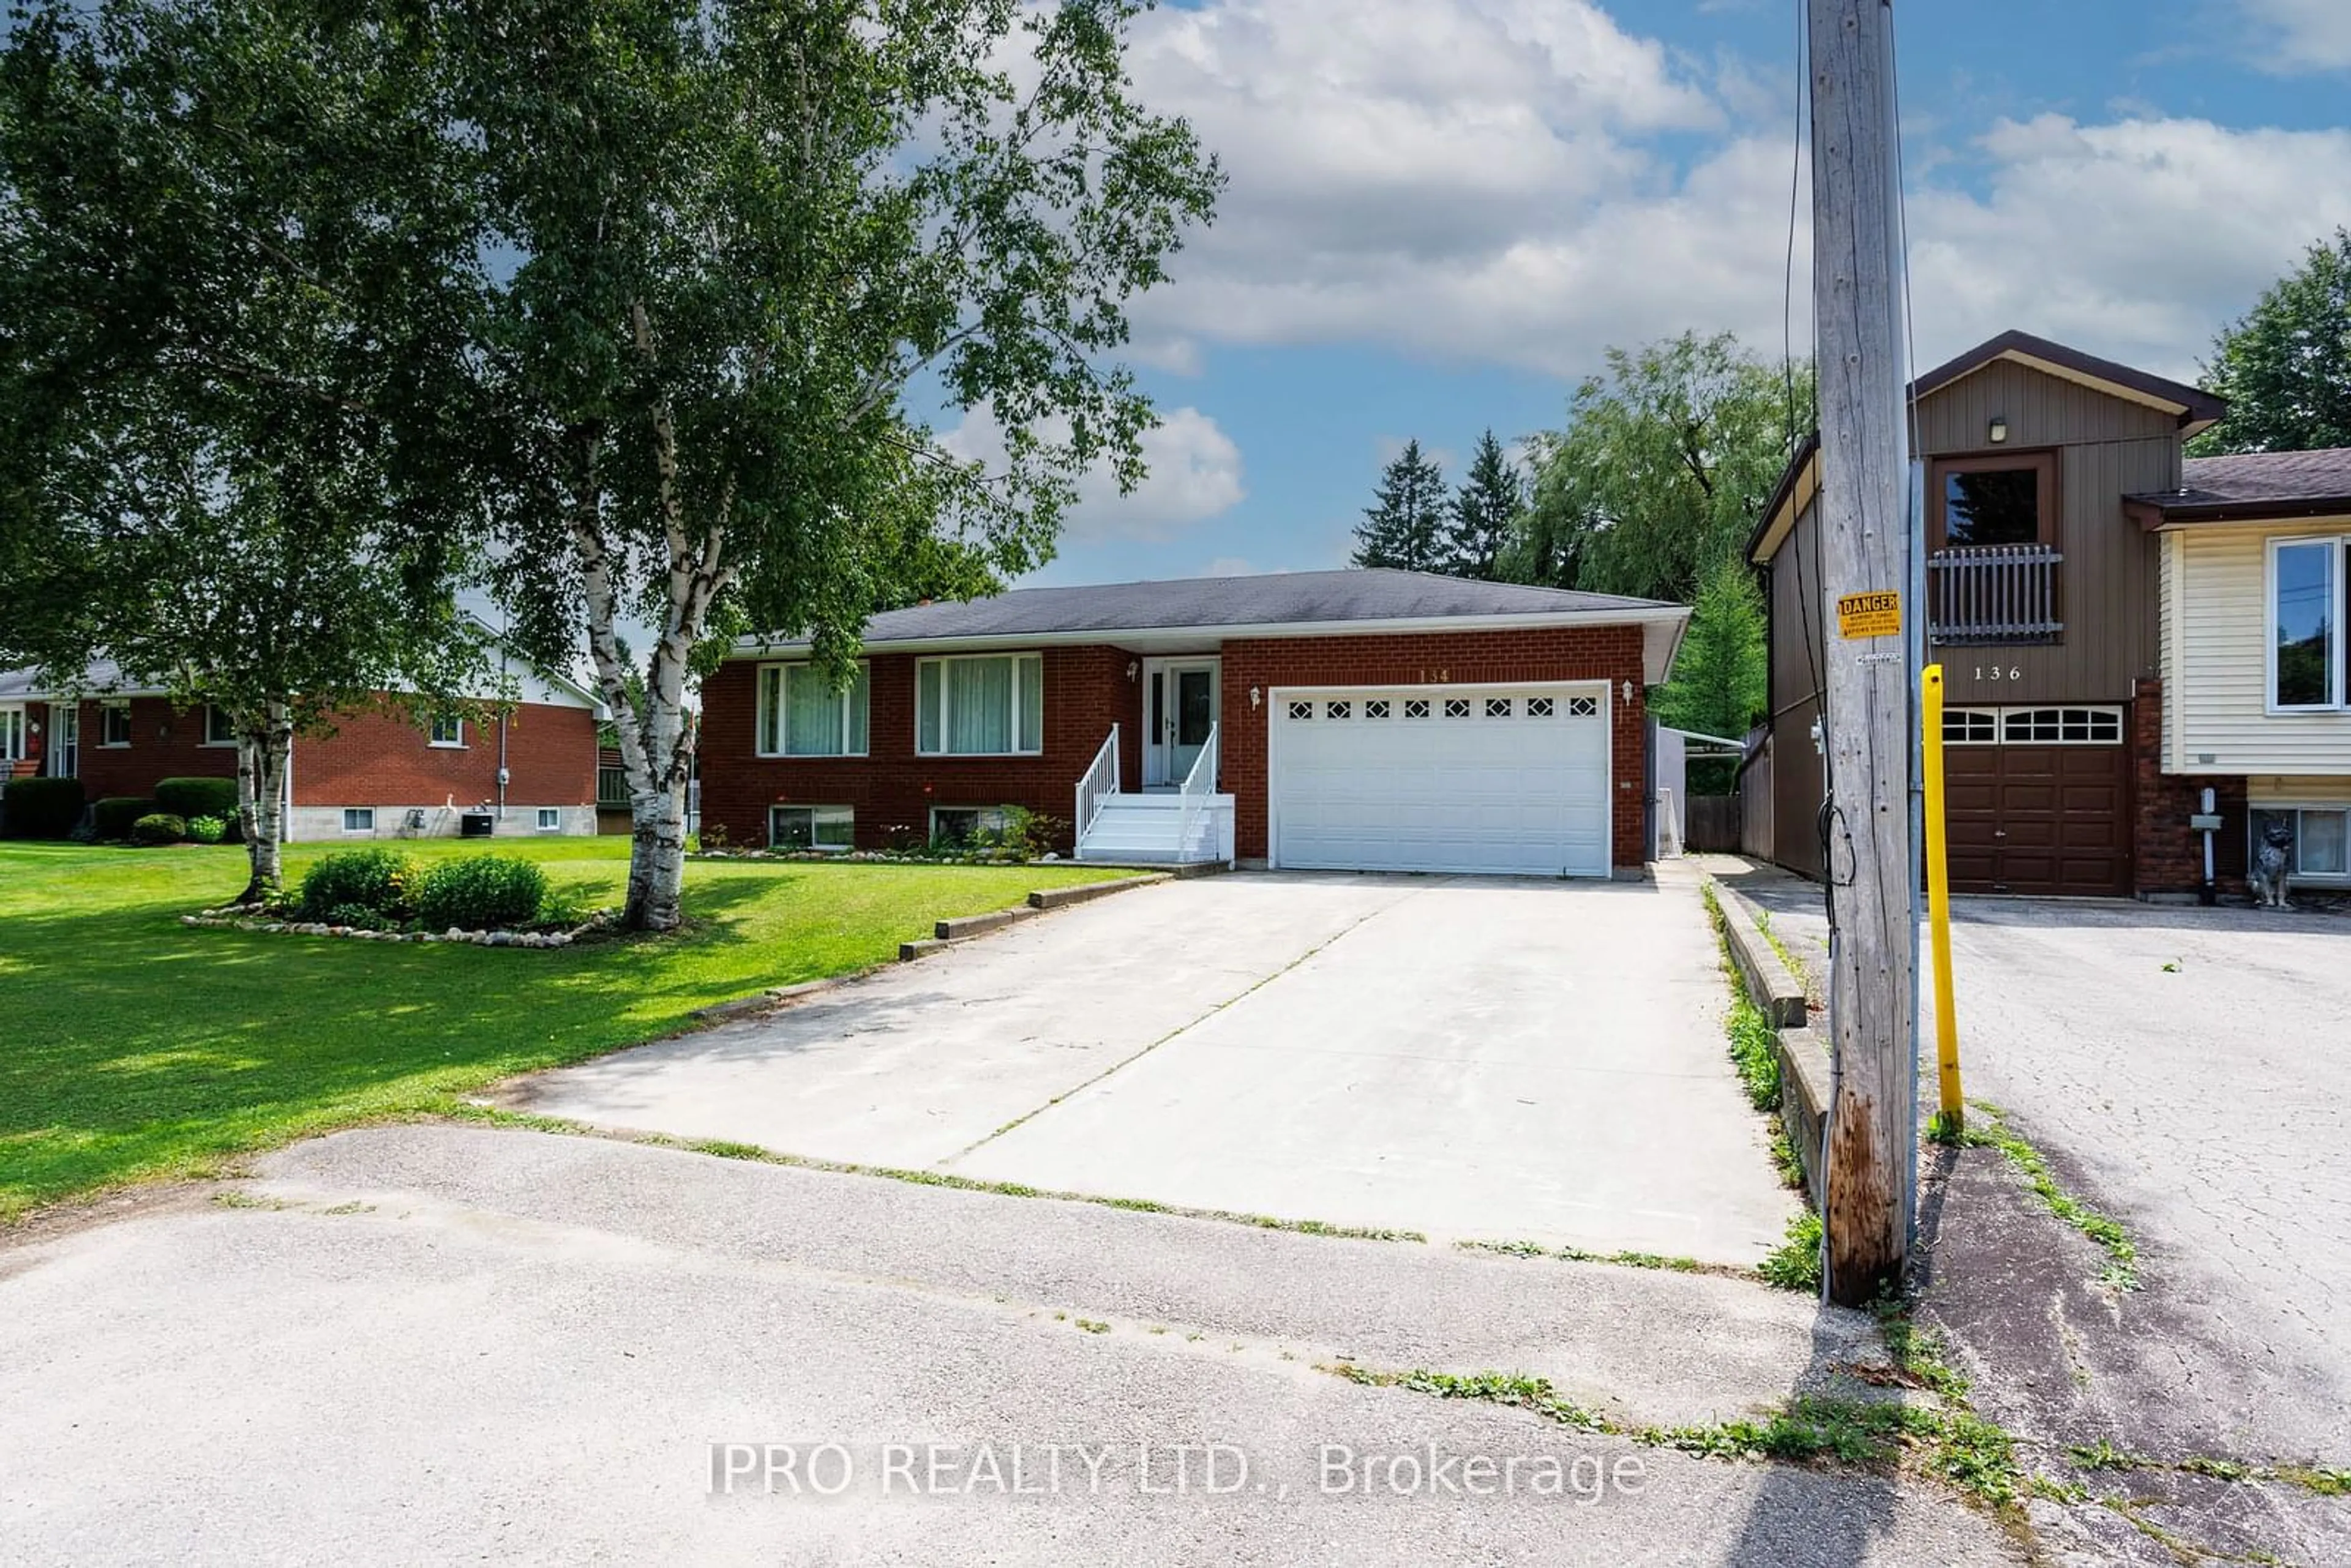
1250, 686, 1262, 708
1988, 416, 2009, 445
1125, 660, 1138, 681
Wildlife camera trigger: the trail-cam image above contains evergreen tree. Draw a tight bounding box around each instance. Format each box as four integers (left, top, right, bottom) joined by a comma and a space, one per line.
2192, 228, 2351, 456
1445, 429, 1523, 579
1652, 561, 1767, 741
1352, 440, 1449, 571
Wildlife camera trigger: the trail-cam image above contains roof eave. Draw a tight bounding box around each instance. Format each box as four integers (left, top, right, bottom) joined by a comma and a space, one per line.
2134, 497, 2351, 531
729, 606, 1692, 664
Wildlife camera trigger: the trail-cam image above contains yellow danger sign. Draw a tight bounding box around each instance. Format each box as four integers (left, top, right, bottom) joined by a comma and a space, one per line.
1837, 591, 1902, 640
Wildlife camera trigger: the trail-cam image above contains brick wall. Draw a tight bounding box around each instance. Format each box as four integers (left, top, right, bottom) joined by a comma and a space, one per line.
67, 695, 595, 812
73, 697, 238, 802
291, 702, 597, 810
699, 626, 1652, 868
698, 646, 1142, 852
2131, 677, 2247, 896
1220, 626, 1650, 870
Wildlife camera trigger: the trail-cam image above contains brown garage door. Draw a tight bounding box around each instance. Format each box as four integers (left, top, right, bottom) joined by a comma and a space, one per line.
1944, 707, 2131, 898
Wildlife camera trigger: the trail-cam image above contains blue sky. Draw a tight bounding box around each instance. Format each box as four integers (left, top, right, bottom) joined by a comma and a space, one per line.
988, 0, 2351, 587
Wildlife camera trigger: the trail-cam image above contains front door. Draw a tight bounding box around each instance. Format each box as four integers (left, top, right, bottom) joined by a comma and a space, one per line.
1146, 659, 1220, 786
47, 703, 78, 778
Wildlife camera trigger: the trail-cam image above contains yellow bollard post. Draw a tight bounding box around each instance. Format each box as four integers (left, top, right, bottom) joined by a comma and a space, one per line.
1921, 665, 1963, 1133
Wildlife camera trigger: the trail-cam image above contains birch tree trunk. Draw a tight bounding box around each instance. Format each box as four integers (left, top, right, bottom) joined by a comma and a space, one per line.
233, 699, 293, 904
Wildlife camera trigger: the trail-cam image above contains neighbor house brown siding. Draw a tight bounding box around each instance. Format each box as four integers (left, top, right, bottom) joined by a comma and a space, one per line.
1763, 495, 1827, 880
1913, 358, 2182, 707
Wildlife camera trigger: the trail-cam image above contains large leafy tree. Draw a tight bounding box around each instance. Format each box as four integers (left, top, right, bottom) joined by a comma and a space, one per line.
1350, 438, 1449, 571
0, 0, 484, 901
2193, 229, 2351, 456
1504, 334, 1808, 604
452, 0, 1221, 930
1444, 429, 1522, 580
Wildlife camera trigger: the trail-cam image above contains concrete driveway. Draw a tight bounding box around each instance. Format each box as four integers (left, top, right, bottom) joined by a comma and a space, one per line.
519, 869, 1798, 1267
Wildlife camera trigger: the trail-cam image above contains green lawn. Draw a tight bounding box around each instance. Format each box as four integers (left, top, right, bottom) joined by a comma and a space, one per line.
0, 838, 1124, 1220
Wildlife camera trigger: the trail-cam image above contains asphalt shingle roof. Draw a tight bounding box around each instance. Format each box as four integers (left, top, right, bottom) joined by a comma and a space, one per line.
2168, 448, 2351, 508
746, 569, 1678, 648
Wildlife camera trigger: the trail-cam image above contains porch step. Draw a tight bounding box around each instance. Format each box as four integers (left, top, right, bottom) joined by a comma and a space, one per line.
1075, 794, 1231, 865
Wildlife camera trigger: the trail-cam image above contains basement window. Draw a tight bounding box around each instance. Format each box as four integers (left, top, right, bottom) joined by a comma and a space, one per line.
929, 806, 1006, 849
770, 804, 854, 852
535, 808, 562, 832
342, 808, 375, 833
2251, 806, 2351, 882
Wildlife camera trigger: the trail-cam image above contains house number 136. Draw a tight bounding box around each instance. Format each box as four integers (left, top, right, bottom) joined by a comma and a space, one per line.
1974, 665, 2021, 681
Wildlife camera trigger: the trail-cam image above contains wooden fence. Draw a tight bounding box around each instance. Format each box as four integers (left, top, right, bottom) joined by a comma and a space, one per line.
1685, 795, 1742, 853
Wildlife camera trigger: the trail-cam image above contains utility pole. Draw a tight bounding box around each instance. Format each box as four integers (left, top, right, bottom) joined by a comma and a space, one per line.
1808, 0, 1916, 1306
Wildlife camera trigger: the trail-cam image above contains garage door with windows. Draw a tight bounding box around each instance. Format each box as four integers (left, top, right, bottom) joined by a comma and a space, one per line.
1943, 705, 2130, 897
1269, 684, 1611, 877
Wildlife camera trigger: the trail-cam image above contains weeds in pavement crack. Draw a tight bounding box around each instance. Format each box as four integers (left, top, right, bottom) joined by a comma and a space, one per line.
1930, 1100, 2140, 1291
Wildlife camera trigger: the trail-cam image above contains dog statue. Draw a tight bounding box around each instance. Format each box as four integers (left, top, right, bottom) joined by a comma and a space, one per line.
2250, 819, 2295, 909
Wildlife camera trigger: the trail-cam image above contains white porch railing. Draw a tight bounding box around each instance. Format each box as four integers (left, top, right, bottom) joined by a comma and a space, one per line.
1074, 724, 1120, 843
1928, 544, 2063, 643
1175, 722, 1221, 866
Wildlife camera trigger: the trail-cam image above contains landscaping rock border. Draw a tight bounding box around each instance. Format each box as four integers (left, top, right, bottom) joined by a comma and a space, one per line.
180, 908, 618, 950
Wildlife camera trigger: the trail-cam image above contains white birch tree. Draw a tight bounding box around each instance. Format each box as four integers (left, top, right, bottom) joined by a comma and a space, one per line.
452, 0, 1221, 930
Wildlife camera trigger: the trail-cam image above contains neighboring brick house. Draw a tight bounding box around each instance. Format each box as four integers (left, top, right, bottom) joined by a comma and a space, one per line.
1747, 327, 2350, 901
0, 645, 606, 841
700, 569, 1689, 877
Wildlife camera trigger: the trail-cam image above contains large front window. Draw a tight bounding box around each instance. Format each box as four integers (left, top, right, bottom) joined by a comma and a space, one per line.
0, 707, 23, 762
917, 654, 1044, 756
757, 662, 870, 757
2269, 538, 2348, 711
204, 705, 238, 746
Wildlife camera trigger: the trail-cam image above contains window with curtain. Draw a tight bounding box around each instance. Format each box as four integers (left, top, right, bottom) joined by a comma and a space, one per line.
916, 654, 1044, 755
757, 662, 869, 756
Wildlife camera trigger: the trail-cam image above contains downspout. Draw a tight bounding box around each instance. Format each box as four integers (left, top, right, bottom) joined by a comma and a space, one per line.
497, 711, 509, 822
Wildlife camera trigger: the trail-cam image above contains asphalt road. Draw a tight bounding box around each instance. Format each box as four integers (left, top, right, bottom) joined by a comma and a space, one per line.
0, 1125, 2022, 1566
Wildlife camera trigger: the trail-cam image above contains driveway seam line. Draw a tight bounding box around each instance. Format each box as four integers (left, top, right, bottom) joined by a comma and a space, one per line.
938, 892, 1422, 1166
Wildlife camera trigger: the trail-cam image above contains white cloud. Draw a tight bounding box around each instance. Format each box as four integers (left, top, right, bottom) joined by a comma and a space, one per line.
1099, 1, 2351, 388
1905, 116, 2351, 376
2241, 0, 2351, 72
940, 405, 1246, 542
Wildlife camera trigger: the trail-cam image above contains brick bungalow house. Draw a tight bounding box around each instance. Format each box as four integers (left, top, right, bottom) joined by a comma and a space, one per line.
699, 569, 1690, 877
1747, 327, 2351, 900
0, 641, 606, 840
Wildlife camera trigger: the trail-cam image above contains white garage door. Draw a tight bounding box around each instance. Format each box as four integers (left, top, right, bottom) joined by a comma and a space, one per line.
1269, 684, 1612, 877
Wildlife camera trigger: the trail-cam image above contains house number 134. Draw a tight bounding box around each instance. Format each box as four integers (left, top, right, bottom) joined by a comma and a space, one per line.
1974, 665, 2022, 681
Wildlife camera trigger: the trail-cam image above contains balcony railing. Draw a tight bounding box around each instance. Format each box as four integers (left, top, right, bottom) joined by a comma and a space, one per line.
1927, 544, 2063, 644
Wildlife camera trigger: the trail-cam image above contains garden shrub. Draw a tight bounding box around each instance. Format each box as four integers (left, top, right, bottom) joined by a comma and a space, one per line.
154, 776, 240, 822
92, 796, 157, 841
2, 776, 86, 839
130, 812, 188, 846
321, 901, 392, 931
299, 847, 421, 921
186, 814, 227, 844
412, 854, 548, 932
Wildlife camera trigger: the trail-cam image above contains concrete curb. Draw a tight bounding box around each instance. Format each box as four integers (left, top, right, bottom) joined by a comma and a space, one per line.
1027, 873, 1168, 911
1777, 1026, 1834, 1209
690, 977, 852, 1023
1711, 882, 1812, 1028
934, 906, 1046, 941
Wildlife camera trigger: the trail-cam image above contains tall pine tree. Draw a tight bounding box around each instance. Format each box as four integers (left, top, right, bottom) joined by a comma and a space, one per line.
1352, 439, 1449, 571
1445, 429, 1522, 579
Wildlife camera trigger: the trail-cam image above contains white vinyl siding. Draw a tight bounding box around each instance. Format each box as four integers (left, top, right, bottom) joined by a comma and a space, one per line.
916, 654, 1044, 757
756, 662, 869, 757
2165, 522, 2351, 774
